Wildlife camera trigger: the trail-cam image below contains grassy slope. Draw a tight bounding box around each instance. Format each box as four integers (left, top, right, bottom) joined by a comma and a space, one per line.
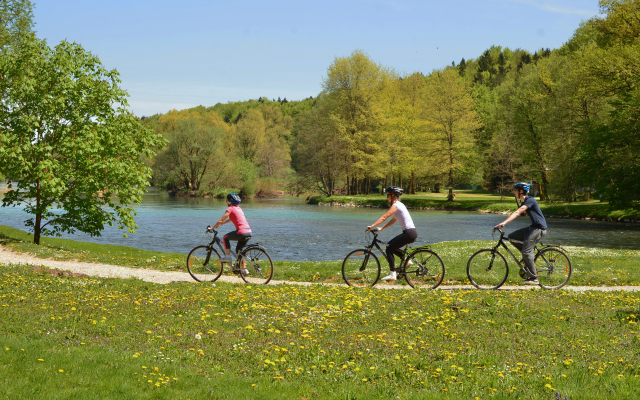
308, 191, 640, 221
1, 264, 639, 399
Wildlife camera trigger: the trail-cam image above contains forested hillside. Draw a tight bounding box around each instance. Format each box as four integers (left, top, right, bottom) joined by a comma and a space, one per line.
143, 0, 640, 207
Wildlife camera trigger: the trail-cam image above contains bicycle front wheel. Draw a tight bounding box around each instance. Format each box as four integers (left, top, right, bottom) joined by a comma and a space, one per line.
240, 247, 274, 284
535, 248, 572, 289
404, 250, 445, 289
467, 249, 509, 290
186, 246, 223, 282
342, 250, 381, 287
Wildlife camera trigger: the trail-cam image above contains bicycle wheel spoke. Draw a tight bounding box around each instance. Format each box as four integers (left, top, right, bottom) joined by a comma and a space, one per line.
342, 250, 380, 287
467, 249, 508, 290
187, 246, 222, 282
404, 250, 445, 289
240, 248, 273, 284
536, 248, 571, 289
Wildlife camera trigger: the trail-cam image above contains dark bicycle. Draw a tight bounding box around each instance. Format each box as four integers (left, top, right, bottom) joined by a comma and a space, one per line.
467, 228, 571, 290
342, 230, 445, 289
186, 227, 273, 285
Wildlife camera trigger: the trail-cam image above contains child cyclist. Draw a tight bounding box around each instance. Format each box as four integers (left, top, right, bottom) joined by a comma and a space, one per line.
207, 193, 252, 266
494, 182, 548, 285
367, 186, 418, 281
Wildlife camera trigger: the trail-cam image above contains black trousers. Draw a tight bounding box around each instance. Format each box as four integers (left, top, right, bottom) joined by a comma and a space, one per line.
223, 230, 252, 254
386, 229, 418, 271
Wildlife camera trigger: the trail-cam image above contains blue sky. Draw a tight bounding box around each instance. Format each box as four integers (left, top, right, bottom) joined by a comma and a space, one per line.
33, 0, 599, 117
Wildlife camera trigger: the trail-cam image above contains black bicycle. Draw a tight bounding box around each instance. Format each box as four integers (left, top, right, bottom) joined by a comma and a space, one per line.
342, 230, 445, 289
186, 227, 273, 284
466, 228, 571, 290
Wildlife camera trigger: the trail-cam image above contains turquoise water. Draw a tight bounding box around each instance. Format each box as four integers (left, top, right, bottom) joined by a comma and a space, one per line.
1, 189, 640, 260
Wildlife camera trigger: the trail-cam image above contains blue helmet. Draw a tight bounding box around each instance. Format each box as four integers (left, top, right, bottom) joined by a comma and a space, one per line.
513, 182, 530, 193
227, 193, 241, 205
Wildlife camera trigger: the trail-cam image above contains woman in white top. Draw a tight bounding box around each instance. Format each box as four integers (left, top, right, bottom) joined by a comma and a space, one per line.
367, 186, 418, 281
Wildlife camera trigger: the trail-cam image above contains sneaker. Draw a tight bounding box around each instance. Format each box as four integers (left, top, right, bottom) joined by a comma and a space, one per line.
381, 271, 398, 281
221, 255, 233, 264
239, 268, 249, 276
405, 259, 414, 267
522, 278, 539, 285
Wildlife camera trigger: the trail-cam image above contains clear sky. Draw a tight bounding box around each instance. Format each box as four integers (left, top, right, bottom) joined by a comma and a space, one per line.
32, 0, 599, 117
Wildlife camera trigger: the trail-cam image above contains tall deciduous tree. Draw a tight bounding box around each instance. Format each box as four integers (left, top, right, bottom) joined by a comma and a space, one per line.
0, 0, 34, 48
423, 68, 481, 201
0, 35, 166, 244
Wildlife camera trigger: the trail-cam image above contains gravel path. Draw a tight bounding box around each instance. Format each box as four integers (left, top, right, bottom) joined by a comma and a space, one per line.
1, 246, 639, 292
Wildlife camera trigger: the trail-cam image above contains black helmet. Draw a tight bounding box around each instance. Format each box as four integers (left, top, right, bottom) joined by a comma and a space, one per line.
227, 193, 241, 205
513, 182, 530, 193
385, 186, 404, 196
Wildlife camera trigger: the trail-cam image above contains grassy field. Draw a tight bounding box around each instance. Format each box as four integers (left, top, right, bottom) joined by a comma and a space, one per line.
308, 191, 640, 221
3, 224, 640, 288
1, 263, 639, 399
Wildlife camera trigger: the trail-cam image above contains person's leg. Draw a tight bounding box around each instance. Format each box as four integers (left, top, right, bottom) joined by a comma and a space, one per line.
386, 229, 418, 271
223, 230, 242, 257
235, 233, 252, 254
508, 227, 528, 252
521, 227, 546, 279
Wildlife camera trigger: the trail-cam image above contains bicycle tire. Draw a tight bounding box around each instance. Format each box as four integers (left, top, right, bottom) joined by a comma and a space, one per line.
535, 248, 572, 289
467, 249, 509, 290
404, 249, 446, 289
186, 246, 223, 282
239, 247, 274, 284
342, 249, 381, 287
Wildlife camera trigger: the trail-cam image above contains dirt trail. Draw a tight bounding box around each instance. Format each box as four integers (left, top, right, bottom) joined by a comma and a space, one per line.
1, 246, 639, 292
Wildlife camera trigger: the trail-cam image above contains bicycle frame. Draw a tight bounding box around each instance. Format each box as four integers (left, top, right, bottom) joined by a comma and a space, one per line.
492, 228, 563, 271
363, 230, 413, 271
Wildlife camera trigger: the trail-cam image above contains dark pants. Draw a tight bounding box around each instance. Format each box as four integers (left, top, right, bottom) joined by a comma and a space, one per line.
223, 230, 251, 254
386, 229, 418, 271
508, 226, 546, 279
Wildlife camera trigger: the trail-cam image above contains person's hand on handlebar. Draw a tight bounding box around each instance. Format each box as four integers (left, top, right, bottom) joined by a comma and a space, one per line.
206, 225, 215, 233
367, 226, 380, 232
494, 224, 504, 232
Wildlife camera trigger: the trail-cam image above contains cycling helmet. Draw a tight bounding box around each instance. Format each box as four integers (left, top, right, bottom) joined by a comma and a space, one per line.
513, 182, 530, 193
227, 193, 241, 205
385, 186, 404, 196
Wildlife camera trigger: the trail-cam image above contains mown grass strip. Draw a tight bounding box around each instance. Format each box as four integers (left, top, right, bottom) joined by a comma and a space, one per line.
1, 264, 639, 399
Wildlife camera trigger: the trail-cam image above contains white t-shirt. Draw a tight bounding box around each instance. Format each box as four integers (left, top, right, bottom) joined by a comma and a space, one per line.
393, 201, 415, 231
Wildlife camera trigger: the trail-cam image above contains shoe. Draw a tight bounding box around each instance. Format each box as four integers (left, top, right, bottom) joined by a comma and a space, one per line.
239, 268, 249, 276
381, 271, 398, 281
405, 259, 414, 267
221, 255, 233, 264
522, 278, 539, 285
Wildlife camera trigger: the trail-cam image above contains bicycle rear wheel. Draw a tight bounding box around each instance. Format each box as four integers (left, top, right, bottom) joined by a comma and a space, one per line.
404, 250, 445, 289
535, 248, 572, 289
186, 246, 223, 282
467, 249, 509, 289
239, 247, 274, 284
342, 250, 381, 287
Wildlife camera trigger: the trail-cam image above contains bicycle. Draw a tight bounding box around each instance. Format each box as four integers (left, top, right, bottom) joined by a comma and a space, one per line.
466, 228, 571, 290
186, 227, 274, 285
342, 230, 445, 289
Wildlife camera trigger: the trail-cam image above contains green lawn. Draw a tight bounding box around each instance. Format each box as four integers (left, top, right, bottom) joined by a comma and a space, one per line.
1, 263, 639, 399
308, 191, 640, 221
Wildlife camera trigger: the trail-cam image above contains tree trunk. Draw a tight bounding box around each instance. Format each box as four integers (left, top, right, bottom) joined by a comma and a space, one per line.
34, 179, 41, 245
346, 175, 350, 195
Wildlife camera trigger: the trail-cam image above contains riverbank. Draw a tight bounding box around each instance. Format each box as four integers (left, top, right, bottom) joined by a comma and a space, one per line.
307, 192, 640, 222
3, 224, 640, 287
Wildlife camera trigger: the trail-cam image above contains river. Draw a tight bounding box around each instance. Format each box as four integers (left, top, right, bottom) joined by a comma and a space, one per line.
1, 189, 640, 260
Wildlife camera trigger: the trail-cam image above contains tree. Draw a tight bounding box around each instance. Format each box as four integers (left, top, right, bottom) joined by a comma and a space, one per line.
0, 35, 166, 244
153, 118, 229, 191
0, 0, 34, 48
423, 68, 481, 201
234, 109, 266, 162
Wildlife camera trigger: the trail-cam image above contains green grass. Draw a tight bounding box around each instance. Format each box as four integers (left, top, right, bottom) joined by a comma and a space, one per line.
308, 191, 640, 221
3, 224, 640, 287
1, 263, 639, 399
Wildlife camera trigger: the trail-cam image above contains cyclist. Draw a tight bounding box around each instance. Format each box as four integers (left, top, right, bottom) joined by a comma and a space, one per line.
208, 193, 252, 266
494, 182, 547, 285
367, 186, 418, 281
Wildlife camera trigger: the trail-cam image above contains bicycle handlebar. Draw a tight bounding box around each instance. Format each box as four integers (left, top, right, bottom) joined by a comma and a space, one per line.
206, 225, 218, 234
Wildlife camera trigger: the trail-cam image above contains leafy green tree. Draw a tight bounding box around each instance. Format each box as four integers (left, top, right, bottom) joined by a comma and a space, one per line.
235, 108, 266, 162
0, 0, 34, 48
153, 118, 229, 191
423, 68, 481, 201
0, 35, 165, 244
236, 157, 257, 196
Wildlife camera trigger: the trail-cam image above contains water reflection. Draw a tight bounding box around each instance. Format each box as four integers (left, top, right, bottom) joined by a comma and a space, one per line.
1, 190, 640, 260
